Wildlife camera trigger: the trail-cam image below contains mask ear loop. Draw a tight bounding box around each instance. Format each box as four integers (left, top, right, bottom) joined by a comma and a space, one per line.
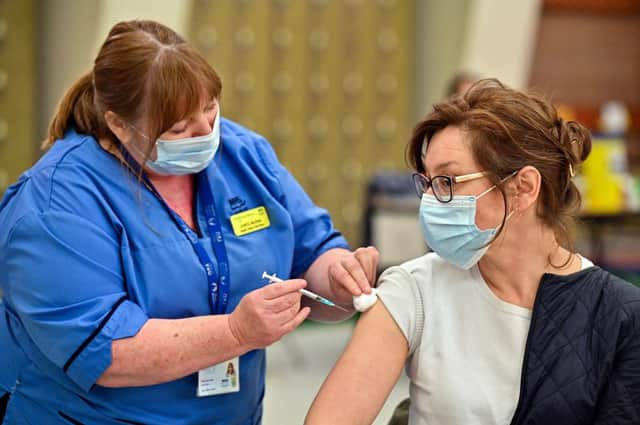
477, 169, 520, 200
477, 184, 496, 199
124, 123, 157, 161
126, 137, 154, 159
495, 193, 517, 235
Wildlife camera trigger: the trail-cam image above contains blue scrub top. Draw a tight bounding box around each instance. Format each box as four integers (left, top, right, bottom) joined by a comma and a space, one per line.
0, 118, 349, 424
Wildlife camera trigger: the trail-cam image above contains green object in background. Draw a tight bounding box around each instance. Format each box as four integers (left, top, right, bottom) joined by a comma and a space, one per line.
607, 267, 640, 288
620, 272, 640, 287
387, 398, 410, 425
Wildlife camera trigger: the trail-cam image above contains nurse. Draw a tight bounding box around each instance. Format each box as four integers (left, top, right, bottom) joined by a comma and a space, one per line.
0, 20, 377, 424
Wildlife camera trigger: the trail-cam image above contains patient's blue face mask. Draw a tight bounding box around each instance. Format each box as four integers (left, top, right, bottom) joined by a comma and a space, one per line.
130, 109, 221, 175
419, 175, 515, 270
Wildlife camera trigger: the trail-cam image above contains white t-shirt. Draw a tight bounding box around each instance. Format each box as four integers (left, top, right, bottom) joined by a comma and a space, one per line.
377, 252, 594, 425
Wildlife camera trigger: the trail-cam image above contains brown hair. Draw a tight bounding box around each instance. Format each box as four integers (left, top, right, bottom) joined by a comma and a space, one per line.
44, 20, 222, 149
407, 78, 592, 254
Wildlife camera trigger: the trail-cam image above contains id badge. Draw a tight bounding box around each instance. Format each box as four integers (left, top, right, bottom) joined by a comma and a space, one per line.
229, 206, 270, 236
197, 357, 240, 397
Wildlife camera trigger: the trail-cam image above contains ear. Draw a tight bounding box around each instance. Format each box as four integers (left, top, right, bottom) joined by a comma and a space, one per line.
511, 166, 541, 213
104, 111, 133, 144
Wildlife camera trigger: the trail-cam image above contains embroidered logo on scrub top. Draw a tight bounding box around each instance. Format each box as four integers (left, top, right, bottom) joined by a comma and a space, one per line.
230, 206, 271, 236
228, 196, 247, 213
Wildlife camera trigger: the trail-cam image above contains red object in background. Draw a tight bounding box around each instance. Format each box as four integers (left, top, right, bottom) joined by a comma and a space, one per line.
544, 0, 640, 14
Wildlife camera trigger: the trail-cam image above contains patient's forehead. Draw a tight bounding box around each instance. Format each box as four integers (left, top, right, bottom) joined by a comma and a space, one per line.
423, 126, 477, 175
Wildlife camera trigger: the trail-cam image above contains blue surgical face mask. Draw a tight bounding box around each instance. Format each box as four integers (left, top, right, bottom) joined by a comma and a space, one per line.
419, 183, 513, 270
135, 109, 221, 176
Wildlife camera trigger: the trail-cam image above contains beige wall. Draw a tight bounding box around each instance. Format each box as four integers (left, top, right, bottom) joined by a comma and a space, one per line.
38, 0, 98, 141
415, 0, 471, 119
415, 0, 542, 122
94, 0, 191, 51
459, 0, 542, 89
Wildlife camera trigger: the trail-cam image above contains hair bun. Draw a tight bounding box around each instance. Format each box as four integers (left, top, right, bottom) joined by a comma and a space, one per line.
557, 119, 592, 165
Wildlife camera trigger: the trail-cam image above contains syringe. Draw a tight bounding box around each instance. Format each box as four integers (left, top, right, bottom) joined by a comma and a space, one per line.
261, 272, 349, 312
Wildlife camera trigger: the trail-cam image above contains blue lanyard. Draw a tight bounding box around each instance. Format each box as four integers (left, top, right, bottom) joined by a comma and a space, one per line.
118, 145, 231, 314
197, 171, 231, 314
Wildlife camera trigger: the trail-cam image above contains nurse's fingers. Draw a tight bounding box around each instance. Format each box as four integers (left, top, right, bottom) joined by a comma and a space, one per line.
266, 290, 303, 314
280, 306, 310, 334
230, 289, 307, 349
261, 278, 307, 300
354, 246, 379, 284
328, 261, 362, 297
276, 298, 305, 326
336, 256, 372, 295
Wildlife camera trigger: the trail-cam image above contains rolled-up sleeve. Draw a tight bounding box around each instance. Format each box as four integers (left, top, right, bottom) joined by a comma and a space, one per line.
376, 266, 425, 355
5, 211, 147, 391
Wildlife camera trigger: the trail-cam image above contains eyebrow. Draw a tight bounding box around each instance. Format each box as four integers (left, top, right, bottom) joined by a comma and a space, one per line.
427, 161, 460, 176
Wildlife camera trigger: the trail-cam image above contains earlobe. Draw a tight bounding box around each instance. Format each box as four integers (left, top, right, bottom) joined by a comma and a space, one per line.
104, 111, 130, 144
104, 111, 122, 129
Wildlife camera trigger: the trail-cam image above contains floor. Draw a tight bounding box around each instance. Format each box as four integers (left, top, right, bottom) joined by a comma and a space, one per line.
263, 318, 410, 425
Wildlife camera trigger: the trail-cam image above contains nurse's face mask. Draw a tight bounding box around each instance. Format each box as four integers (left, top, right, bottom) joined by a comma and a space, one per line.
128, 108, 221, 175
413, 170, 517, 269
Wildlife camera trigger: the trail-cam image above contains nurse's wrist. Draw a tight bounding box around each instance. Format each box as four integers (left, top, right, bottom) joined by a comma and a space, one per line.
225, 314, 253, 352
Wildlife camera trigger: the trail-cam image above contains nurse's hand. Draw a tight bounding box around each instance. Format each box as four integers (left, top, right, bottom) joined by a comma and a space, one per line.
328, 246, 379, 304
228, 279, 310, 350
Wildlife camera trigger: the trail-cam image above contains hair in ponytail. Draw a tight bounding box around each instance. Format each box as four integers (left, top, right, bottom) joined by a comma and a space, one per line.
43, 71, 100, 148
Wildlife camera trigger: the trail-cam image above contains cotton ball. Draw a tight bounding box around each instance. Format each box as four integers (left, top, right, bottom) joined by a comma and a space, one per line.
353, 288, 378, 312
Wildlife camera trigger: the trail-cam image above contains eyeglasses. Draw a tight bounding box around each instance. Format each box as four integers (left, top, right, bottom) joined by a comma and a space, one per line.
412, 171, 489, 203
